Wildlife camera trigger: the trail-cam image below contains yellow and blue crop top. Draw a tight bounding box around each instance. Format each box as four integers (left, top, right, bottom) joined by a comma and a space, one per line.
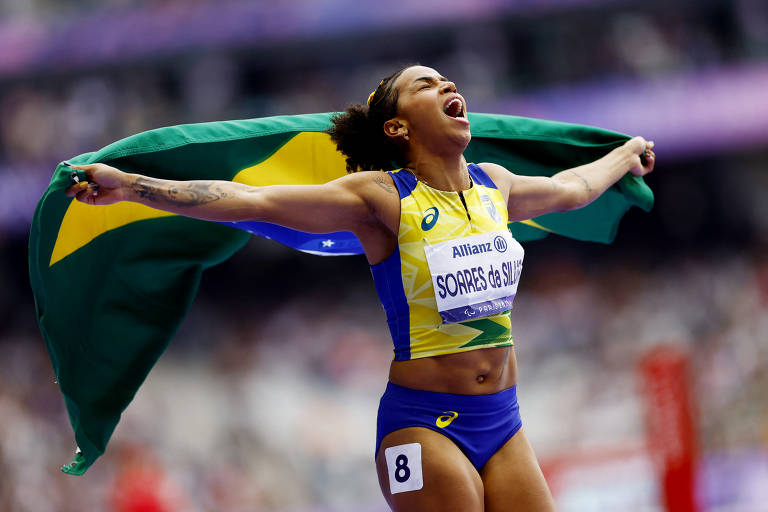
370, 164, 524, 361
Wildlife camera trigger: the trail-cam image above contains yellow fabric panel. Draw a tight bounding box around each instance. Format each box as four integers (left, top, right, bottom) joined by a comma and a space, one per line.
49, 202, 174, 266
232, 132, 347, 186
520, 218, 553, 232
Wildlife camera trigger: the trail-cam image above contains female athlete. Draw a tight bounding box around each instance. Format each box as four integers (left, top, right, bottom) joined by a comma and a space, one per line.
66, 64, 655, 511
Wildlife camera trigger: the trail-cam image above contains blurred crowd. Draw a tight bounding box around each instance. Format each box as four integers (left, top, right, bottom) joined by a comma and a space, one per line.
1, 245, 767, 511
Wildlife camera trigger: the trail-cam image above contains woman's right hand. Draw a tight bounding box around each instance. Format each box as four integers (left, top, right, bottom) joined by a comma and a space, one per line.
65, 163, 131, 206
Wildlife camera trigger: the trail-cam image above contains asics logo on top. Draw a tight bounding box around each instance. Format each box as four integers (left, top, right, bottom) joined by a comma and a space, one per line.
421, 207, 439, 231
435, 411, 459, 428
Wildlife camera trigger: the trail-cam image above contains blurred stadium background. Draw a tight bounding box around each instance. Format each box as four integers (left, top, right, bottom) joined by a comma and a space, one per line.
1, 0, 768, 510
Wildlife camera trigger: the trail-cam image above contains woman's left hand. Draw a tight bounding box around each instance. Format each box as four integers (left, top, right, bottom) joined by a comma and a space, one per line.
624, 136, 656, 177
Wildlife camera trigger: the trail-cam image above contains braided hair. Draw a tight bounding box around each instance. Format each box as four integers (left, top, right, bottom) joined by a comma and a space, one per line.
328, 65, 413, 173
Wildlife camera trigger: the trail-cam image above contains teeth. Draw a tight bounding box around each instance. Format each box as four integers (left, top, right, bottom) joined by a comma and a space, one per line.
444, 98, 463, 116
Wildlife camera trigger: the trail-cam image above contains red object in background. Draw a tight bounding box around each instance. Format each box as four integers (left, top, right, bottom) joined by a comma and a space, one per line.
110, 467, 169, 512
108, 443, 182, 512
640, 346, 699, 512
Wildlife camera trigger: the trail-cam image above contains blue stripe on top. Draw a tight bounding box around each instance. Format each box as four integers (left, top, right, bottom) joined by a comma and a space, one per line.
370, 246, 411, 360
367, 169, 417, 361
389, 168, 418, 199
467, 163, 498, 189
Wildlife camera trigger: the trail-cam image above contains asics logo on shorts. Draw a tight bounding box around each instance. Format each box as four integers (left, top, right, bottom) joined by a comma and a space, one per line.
435, 411, 459, 428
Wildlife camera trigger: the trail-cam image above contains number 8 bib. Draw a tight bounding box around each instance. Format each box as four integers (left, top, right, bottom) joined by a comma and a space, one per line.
384, 443, 424, 494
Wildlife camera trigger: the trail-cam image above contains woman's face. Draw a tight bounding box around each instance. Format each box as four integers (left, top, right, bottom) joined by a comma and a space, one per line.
387, 65, 471, 154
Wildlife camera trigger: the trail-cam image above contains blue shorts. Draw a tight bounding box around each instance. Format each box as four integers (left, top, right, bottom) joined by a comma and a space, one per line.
376, 382, 523, 471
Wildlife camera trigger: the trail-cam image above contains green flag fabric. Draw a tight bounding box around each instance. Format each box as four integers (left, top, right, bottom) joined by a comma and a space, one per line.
28, 112, 653, 475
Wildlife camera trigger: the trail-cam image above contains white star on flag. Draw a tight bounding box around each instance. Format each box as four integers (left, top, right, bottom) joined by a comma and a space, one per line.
321, 239, 335, 248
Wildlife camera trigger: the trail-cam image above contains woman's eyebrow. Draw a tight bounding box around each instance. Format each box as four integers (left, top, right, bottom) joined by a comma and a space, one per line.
412, 76, 448, 86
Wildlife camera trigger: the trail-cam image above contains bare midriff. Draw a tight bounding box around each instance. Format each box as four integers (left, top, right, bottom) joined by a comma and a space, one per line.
387, 346, 517, 395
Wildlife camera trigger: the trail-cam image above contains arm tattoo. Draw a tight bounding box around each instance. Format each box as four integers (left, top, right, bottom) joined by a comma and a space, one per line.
566, 170, 592, 193
131, 177, 160, 202
373, 174, 396, 194
132, 177, 228, 207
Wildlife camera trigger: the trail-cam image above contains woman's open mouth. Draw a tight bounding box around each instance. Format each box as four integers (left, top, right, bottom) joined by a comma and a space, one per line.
443, 96, 469, 125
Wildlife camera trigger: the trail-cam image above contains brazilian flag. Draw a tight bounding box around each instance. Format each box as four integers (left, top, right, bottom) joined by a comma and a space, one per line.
28, 113, 653, 475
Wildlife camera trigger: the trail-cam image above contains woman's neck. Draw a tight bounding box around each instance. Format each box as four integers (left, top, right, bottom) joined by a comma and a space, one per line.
405, 153, 470, 192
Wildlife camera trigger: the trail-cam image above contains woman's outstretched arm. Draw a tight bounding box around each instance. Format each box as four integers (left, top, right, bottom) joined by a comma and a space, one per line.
65, 163, 394, 234
480, 136, 656, 222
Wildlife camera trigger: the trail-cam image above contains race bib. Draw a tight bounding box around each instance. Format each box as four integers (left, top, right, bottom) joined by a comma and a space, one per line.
385, 443, 423, 494
424, 230, 524, 323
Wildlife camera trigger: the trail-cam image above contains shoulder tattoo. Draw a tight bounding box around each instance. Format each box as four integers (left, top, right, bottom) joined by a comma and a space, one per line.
373, 173, 396, 194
